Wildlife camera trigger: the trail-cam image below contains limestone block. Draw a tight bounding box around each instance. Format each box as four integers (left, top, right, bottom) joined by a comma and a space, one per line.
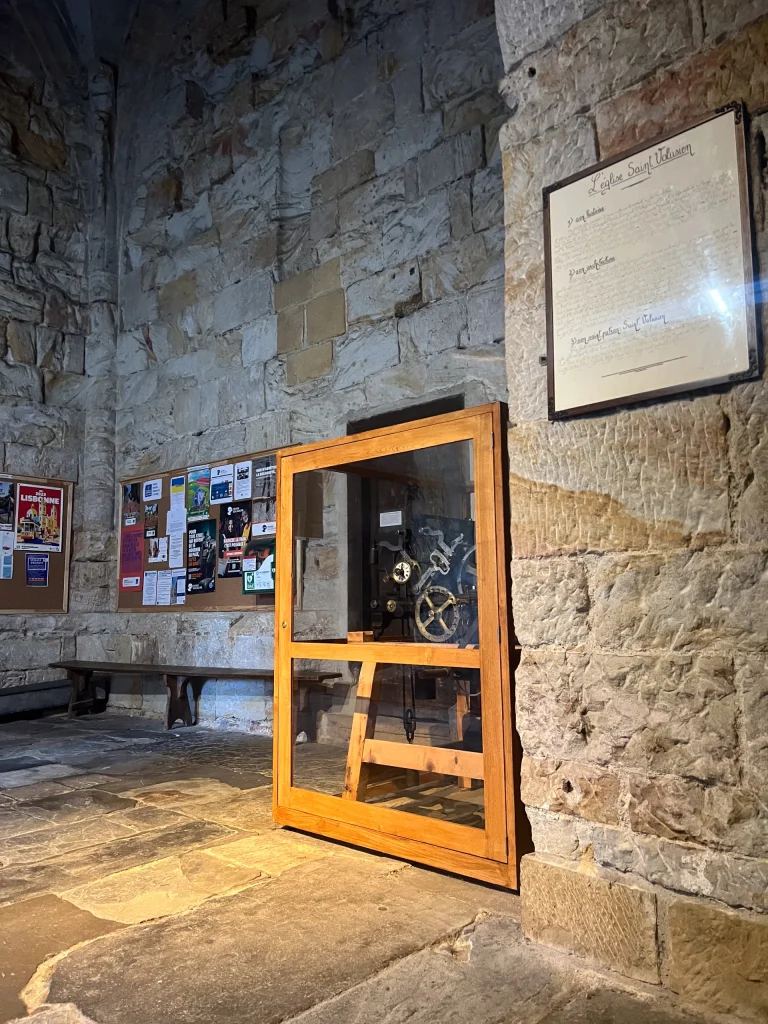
590, 551, 768, 652
312, 151, 375, 204
0, 362, 42, 402
702, 0, 768, 40
448, 180, 472, 238
310, 199, 338, 242
218, 368, 266, 423
470, 165, 502, 233
120, 268, 159, 330
501, 0, 694, 146
517, 650, 738, 784
173, 384, 218, 434
0, 164, 28, 214
305, 289, 346, 345
466, 279, 503, 346
242, 315, 277, 366
510, 557, 589, 647
390, 63, 424, 125
398, 298, 466, 358
627, 776, 766, 857
417, 128, 484, 195
167, 193, 212, 248
593, 825, 768, 913
0, 277, 43, 322
724, 381, 768, 545
118, 368, 158, 411
382, 190, 450, 265
520, 853, 659, 983
338, 170, 406, 234
8, 214, 38, 261
115, 330, 153, 377
277, 305, 304, 354
374, 113, 443, 176
6, 320, 35, 364
332, 41, 378, 108
3, 635, 62, 670
333, 320, 399, 391
213, 273, 272, 334
595, 17, 768, 156
423, 18, 502, 111
521, 756, 620, 824
666, 898, 768, 1018
286, 340, 333, 386
158, 271, 198, 319
501, 115, 596, 225
445, 89, 507, 137
735, 654, 768, 790
346, 259, 421, 323
507, 397, 730, 556
494, 0, 603, 71
421, 227, 503, 301
332, 84, 394, 161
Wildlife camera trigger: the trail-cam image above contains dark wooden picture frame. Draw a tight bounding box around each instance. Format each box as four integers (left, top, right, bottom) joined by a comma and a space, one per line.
543, 102, 759, 419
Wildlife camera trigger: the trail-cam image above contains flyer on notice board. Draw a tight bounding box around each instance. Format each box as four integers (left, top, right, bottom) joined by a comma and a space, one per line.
119, 524, 143, 590
187, 467, 210, 520
0, 481, 15, 530
25, 553, 49, 587
122, 483, 140, 526
15, 484, 63, 552
187, 520, 216, 593
210, 464, 234, 504
0, 532, 13, 579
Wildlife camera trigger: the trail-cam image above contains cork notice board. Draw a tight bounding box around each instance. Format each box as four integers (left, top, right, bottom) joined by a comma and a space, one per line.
117, 451, 277, 613
0, 474, 74, 614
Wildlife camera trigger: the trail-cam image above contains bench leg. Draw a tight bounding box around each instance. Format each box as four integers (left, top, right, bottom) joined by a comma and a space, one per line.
164, 674, 193, 730
67, 670, 95, 718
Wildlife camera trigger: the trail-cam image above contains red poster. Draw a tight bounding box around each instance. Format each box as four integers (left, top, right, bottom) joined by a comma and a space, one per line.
15, 484, 63, 552
119, 524, 143, 590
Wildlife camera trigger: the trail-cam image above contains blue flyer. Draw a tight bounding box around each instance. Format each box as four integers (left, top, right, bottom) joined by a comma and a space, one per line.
25, 553, 49, 587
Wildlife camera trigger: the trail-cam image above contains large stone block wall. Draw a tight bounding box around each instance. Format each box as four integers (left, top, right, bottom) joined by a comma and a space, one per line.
99, 0, 508, 696
495, 0, 768, 1012
0, 10, 118, 691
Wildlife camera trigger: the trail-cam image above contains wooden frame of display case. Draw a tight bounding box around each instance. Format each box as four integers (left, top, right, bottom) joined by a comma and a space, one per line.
273, 403, 519, 887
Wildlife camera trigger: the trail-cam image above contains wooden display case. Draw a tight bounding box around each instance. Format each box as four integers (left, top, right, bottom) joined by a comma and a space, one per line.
273, 404, 519, 887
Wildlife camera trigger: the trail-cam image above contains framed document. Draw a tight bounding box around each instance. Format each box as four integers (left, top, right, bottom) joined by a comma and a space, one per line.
544, 103, 759, 419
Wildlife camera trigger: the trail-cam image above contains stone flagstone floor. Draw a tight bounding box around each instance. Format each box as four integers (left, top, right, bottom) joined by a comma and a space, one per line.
0, 713, 731, 1024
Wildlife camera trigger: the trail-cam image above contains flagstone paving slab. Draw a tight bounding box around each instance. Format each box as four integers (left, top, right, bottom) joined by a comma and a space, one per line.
0, 765, 85, 790
48, 856, 509, 1024
0, 894, 122, 1022
0, 820, 236, 905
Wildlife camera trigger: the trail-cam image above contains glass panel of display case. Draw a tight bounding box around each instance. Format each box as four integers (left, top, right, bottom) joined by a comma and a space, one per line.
291, 440, 477, 647
291, 660, 485, 830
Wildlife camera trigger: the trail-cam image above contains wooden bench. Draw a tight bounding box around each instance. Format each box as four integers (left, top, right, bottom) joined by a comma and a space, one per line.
50, 660, 341, 730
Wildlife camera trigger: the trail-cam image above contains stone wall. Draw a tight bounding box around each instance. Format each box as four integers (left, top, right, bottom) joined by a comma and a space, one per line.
0, 8, 118, 692
98, 0, 508, 712
495, 0, 768, 1014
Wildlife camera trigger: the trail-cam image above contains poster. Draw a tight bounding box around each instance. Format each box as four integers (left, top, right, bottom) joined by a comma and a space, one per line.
142, 570, 158, 605
25, 553, 49, 587
144, 502, 159, 538
148, 536, 168, 563
156, 569, 173, 605
0, 480, 14, 529
210, 464, 234, 504
234, 461, 252, 501
545, 107, 757, 417
217, 500, 251, 577
171, 568, 186, 604
170, 475, 186, 510
122, 483, 140, 527
166, 508, 186, 536
142, 478, 162, 501
15, 484, 63, 552
187, 519, 216, 593
1, 532, 13, 579
243, 537, 275, 593
187, 467, 210, 520
252, 455, 277, 536
119, 524, 143, 590
168, 532, 184, 569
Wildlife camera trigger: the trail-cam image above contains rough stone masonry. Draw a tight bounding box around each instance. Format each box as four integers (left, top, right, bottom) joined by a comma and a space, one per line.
0, 0, 766, 1016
